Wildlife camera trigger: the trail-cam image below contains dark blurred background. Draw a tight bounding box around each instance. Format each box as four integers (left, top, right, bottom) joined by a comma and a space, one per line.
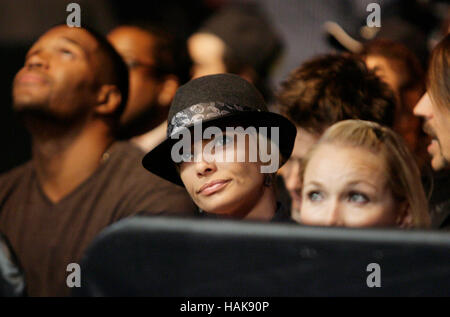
0, 0, 448, 173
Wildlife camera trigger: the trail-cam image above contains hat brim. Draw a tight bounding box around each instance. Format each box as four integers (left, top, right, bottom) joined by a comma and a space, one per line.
142, 111, 297, 187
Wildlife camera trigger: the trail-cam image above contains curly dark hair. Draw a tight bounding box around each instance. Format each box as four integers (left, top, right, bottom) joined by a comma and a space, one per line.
277, 54, 396, 134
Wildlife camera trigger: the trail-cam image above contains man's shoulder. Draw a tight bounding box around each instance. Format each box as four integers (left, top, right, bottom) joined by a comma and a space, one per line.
101, 141, 197, 215
106, 141, 188, 195
107, 141, 148, 170
0, 162, 34, 204
0, 162, 33, 187
106, 141, 173, 186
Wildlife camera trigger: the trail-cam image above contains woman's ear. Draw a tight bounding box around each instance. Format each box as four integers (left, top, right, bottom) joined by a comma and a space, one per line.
95, 85, 122, 116
396, 201, 413, 228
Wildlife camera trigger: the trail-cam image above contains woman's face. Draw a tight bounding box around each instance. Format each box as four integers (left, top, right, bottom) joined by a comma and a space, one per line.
179, 131, 265, 217
300, 144, 402, 227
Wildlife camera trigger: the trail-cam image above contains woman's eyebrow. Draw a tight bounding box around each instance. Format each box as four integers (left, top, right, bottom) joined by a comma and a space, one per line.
303, 181, 323, 188
345, 180, 378, 191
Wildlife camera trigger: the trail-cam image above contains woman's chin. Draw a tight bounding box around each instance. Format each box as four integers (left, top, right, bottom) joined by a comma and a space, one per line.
202, 206, 232, 216
198, 200, 238, 217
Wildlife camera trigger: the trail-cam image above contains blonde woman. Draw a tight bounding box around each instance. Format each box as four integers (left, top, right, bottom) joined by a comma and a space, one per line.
299, 120, 430, 228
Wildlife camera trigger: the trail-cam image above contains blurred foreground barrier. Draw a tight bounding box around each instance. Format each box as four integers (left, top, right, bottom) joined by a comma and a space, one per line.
74, 217, 450, 296
0, 233, 25, 297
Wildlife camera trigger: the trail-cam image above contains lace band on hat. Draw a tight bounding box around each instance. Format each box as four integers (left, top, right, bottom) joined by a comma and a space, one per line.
167, 102, 260, 137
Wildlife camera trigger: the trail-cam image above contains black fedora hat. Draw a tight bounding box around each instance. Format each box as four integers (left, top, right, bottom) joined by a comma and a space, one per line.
142, 73, 296, 187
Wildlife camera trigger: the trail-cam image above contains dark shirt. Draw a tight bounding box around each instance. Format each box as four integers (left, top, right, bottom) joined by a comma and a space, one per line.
275, 175, 293, 213
271, 202, 295, 223
0, 141, 197, 296
429, 169, 450, 230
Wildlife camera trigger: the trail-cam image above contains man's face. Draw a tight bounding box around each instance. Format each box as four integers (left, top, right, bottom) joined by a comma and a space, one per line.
414, 93, 449, 170
188, 33, 227, 79
278, 127, 320, 218
108, 26, 163, 128
365, 55, 402, 96
13, 26, 101, 121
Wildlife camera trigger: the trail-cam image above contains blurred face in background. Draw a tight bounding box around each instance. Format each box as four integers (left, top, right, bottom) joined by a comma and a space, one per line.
365, 55, 402, 96
188, 33, 227, 79
414, 93, 448, 170
300, 144, 406, 228
108, 26, 174, 131
279, 127, 319, 218
365, 54, 424, 157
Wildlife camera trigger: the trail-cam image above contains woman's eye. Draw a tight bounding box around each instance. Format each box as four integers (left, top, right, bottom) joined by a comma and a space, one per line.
348, 192, 369, 204
307, 191, 323, 202
214, 135, 233, 147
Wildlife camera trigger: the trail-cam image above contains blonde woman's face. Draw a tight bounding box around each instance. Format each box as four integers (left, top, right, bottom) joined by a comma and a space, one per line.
300, 144, 404, 228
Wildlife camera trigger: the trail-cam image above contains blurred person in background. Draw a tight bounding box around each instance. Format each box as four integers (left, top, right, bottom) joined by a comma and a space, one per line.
360, 39, 429, 169
0, 25, 196, 296
187, 3, 283, 101
108, 22, 190, 151
299, 120, 430, 229
276, 54, 396, 221
414, 34, 450, 229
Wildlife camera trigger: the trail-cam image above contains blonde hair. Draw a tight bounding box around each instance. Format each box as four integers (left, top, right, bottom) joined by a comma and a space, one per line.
300, 120, 430, 228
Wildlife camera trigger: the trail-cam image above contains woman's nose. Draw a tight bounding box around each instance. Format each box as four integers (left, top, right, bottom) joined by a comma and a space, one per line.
195, 156, 217, 177
323, 201, 344, 227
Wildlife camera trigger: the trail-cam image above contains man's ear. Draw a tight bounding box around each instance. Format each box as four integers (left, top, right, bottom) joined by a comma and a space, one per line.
157, 76, 179, 107
238, 67, 257, 85
396, 201, 413, 228
95, 85, 122, 116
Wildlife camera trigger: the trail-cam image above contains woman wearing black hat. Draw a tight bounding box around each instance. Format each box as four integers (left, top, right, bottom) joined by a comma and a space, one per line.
142, 74, 297, 222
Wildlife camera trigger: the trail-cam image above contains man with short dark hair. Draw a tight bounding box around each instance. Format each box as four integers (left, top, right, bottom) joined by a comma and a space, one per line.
0, 25, 196, 296
276, 54, 396, 219
108, 22, 190, 150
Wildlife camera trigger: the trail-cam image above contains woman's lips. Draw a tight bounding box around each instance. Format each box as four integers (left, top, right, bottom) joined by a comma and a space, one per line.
197, 179, 231, 196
